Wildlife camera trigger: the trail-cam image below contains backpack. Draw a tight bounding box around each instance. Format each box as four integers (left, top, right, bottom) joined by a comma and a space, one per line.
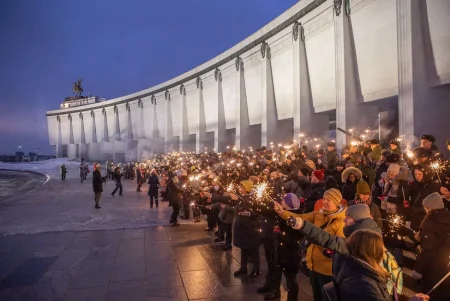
382, 250, 403, 297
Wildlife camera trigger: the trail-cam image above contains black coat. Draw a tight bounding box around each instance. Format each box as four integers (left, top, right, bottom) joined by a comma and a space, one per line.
341, 180, 357, 201
337, 255, 390, 301
211, 193, 260, 250
113, 172, 123, 184
409, 180, 440, 231
92, 170, 103, 193
167, 179, 182, 207
276, 210, 303, 273
304, 181, 325, 213
147, 174, 160, 197
415, 208, 450, 300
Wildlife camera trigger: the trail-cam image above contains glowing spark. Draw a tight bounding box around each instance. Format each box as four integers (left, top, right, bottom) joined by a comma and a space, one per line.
255, 182, 268, 199
227, 183, 234, 192
351, 141, 359, 146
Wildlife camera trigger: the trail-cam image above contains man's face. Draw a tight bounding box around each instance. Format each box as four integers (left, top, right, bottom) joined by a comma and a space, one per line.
390, 144, 398, 150
322, 197, 337, 211
327, 146, 334, 152
336, 166, 343, 171
370, 144, 377, 150
421, 139, 432, 149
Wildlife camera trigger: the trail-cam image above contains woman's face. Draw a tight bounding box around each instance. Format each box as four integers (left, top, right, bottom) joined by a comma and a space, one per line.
388, 171, 397, 180
344, 216, 356, 227
322, 197, 337, 211
349, 174, 356, 182
414, 169, 424, 182
359, 194, 370, 201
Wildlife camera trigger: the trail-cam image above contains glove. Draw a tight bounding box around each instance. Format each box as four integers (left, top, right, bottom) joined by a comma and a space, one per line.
239, 210, 251, 217
411, 270, 422, 280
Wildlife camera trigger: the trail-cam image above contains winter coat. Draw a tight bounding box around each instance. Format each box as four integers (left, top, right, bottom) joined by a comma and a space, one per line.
300, 218, 402, 296
336, 255, 390, 301
371, 161, 389, 207
326, 150, 339, 171
283, 180, 303, 198
113, 172, 123, 184
167, 179, 182, 207
367, 145, 382, 162
212, 193, 260, 250
304, 181, 326, 213
341, 167, 363, 201
60, 166, 67, 175
409, 179, 440, 231
281, 206, 346, 276
382, 166, 411, 208
276, 210, 304, 273
147, 174, 160, 197
92, 170, 103, 193
415, 208, 450, 300
216, 203, 235, 224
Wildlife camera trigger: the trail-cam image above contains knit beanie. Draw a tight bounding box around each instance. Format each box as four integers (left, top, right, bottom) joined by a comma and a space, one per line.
283, 193, 300, 210
306, 160, 316, 171
323, 188, 342, 207
312, 169, 325, 181
356, 180, 371, 195
346, 204, 371, 221
422, 192, 444, 210
387, 164, 401, 177
240, 180, 253, 193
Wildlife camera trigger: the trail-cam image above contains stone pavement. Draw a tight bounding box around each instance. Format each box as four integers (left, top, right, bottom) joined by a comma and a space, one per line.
0, 224, 314, 301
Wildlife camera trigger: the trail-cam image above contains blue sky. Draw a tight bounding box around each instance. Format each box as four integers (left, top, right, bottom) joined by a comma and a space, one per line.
0, 0, 296, 155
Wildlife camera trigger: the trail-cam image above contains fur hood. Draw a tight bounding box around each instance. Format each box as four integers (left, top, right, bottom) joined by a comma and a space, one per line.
381, 166, 411, 182
341, 167, 363, 183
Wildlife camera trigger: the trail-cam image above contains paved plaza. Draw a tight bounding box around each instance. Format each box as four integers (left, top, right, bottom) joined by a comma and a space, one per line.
0, 165, 313, 301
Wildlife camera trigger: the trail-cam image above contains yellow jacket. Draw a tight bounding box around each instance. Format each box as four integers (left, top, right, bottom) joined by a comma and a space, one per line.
281, 206, 346, 276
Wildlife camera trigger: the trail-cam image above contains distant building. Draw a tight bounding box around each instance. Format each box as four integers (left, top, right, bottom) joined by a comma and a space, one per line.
28, 152, 37, 162
15, 152, 24, 162
0, 155, 16, 162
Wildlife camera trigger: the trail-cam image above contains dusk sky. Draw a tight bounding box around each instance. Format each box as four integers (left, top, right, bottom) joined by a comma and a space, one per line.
0, 0, 296, 155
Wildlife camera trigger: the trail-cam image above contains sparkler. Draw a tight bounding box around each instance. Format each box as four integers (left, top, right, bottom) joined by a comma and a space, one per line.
431, 161, 443, 185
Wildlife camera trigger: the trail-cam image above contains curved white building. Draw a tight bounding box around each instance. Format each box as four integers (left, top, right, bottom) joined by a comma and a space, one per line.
46, 0, 450, 161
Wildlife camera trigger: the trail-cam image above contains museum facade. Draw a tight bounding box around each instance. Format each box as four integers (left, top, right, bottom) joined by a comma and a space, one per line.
46, 0, 450, 161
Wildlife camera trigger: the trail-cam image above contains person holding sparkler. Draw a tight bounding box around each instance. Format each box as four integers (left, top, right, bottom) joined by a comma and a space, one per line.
205, 180, 261, 278
409, 165, 440, 231
167, 172, 182, 226
411, 192, 450, 300
341, 167, 362, 202
277, 203, 403, 298
274, 188, 346, 301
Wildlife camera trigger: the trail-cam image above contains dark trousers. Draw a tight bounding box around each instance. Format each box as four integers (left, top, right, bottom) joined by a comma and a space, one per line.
309, 270, 333, 301
150, 195, 158, 207
207, 205, 220, 228
112, 183, 123, 196
218, 221, 232, 245
94, 192, 102, 206
182, 204, 190, 217
192, 205, 201, 218
240, 247, 260, 271
261, 238, 277, 277
61, 174, 66, 181
136, 181, 142, 191
273, 270, 298, 301
170, 203, 180, 223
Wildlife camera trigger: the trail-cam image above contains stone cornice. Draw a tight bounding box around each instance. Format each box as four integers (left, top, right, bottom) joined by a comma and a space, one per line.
47, 0, 327, 117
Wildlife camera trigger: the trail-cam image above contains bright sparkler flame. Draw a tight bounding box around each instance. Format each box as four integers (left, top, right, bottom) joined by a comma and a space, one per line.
227, 183, 234, 192
430, 162, 441, 171
406, 150, 414, 158
255, 182, 268, 199
351, 141, 359, 146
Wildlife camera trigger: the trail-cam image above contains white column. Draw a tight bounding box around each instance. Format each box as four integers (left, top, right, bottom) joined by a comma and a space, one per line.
79, 113, 86, 144
179, 85, 188, 152
235, 57, 250, 150
196, 78, 206, 153
216, 69, 227, 152
334, 5, 378, 148
68, 114, 74, 144
91, 111, 97, 143
56, 116, 63, 157
293, 22, 329, 139
164, 91, 173, 153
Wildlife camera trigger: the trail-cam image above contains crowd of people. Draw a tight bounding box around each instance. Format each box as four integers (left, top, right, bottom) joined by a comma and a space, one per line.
81, 132, 450, 301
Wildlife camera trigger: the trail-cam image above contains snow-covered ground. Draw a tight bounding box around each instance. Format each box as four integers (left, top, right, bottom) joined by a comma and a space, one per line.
0, 158, 199, 235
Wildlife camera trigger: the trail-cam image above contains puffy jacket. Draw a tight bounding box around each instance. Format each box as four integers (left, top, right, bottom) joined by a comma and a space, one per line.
281, 206, 346, 276
337, 255, 390, 301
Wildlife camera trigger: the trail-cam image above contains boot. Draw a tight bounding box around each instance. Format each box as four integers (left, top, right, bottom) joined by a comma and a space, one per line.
264, 290, 280, 300
248, 269, 261, 278
214, 237, 224, 243
286, 276, 299, 301
257, 276, 273, 294
222, 244, 232, 251
233, 268, 248, 277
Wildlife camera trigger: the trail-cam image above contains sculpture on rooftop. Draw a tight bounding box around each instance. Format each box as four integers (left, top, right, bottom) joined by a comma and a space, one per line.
72, 78, 84, 97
